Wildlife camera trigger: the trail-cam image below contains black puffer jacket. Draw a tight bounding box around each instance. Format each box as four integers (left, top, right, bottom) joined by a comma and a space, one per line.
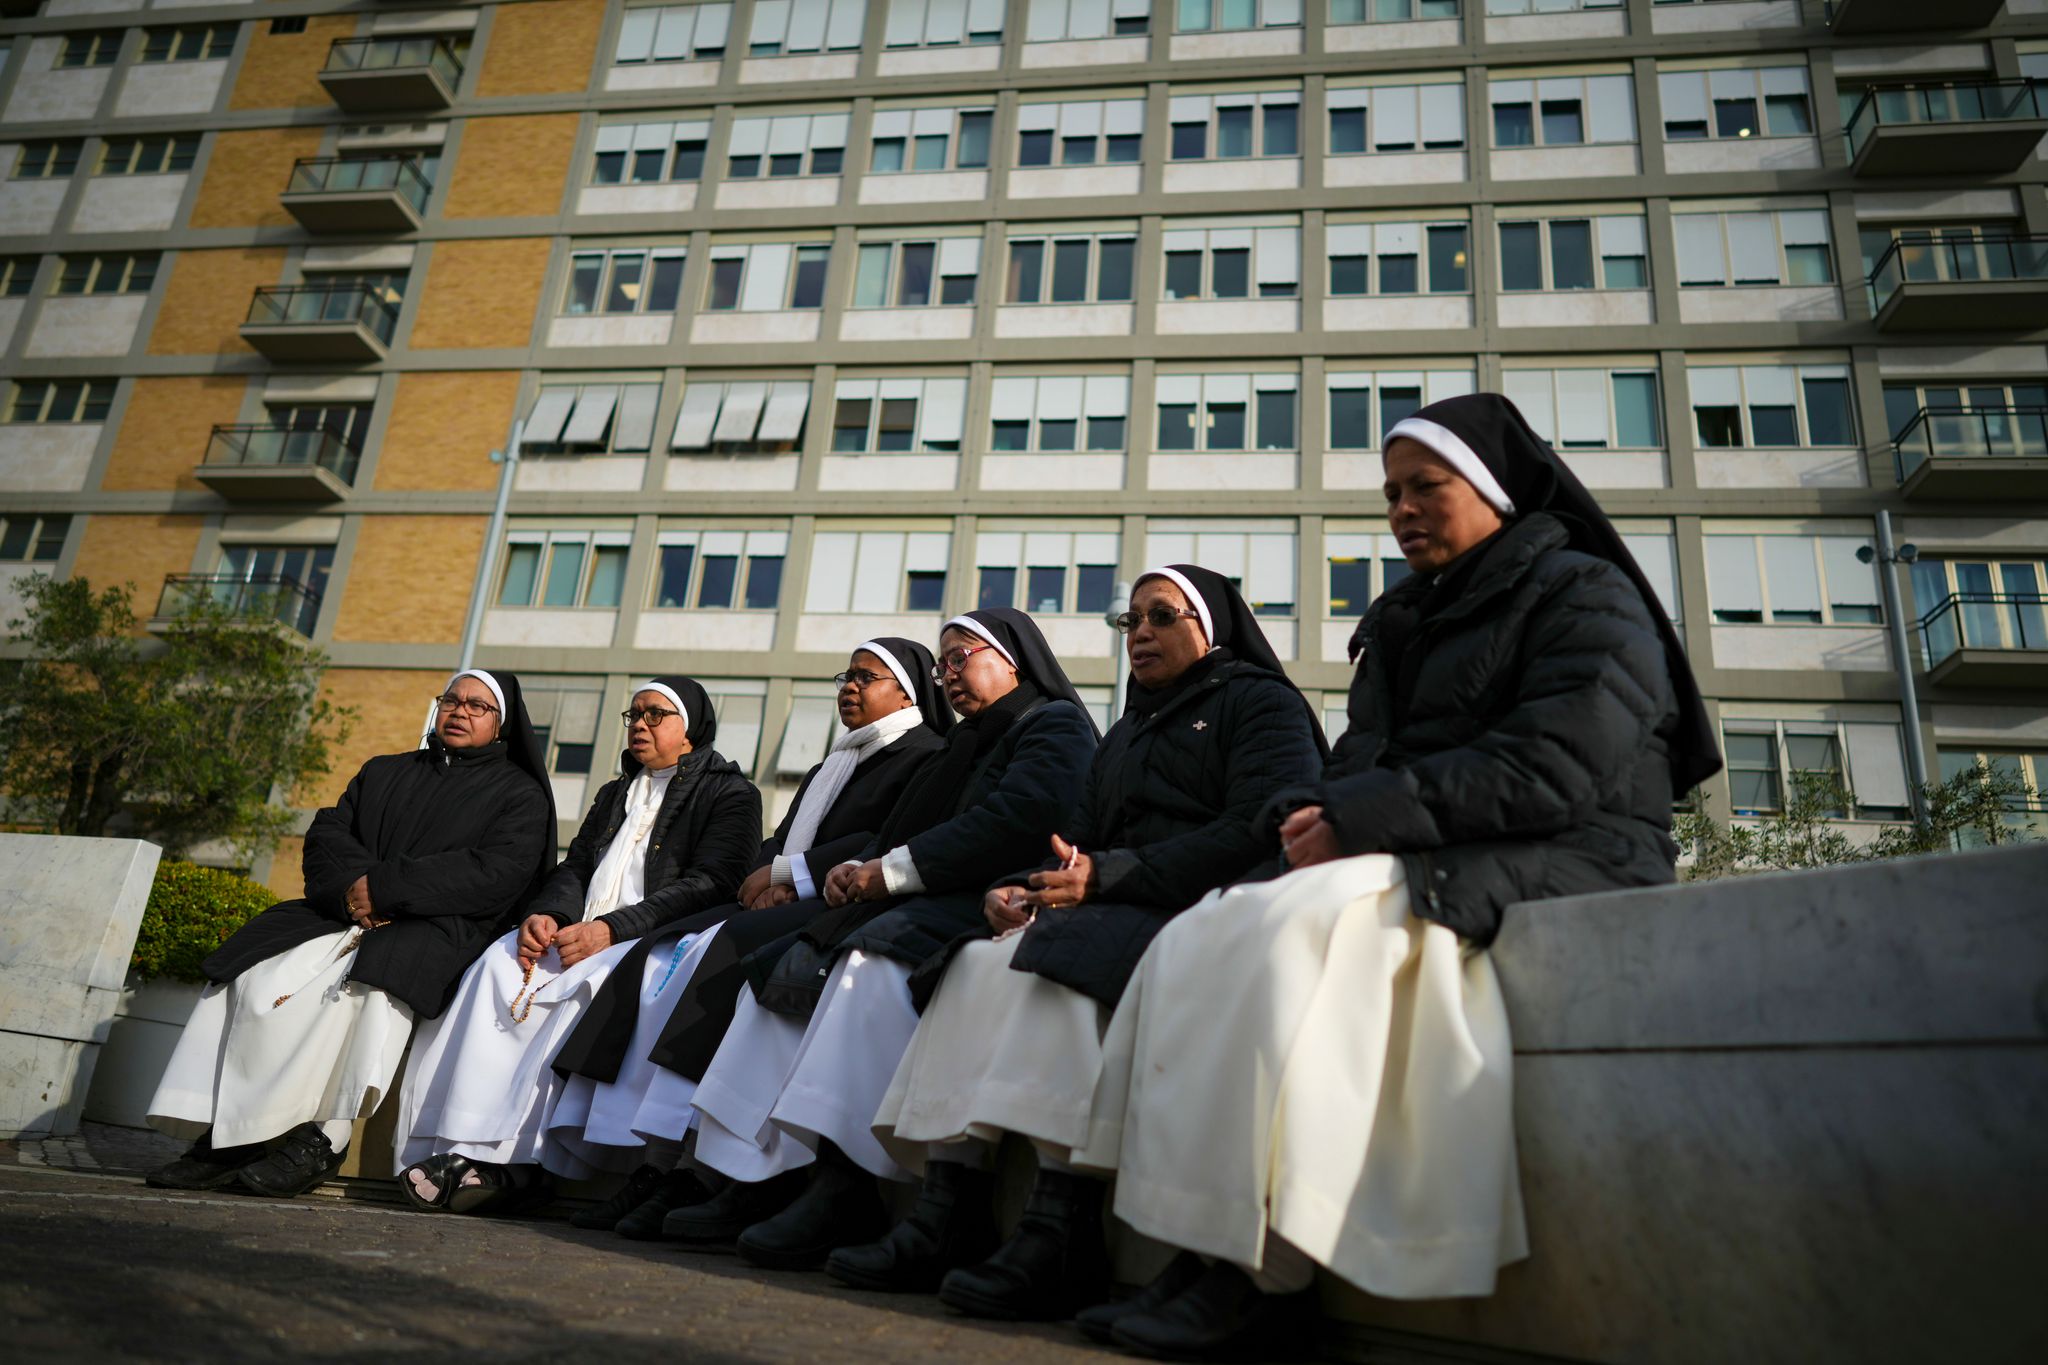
1306, 512, 1682, 943
526, 747, 761, 942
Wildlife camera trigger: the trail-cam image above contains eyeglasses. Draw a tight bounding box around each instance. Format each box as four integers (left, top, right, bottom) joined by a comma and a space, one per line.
930, 643, 996, 681
621, 706, 681, 729
1114, 606, 1202, 634
433, 693, 499, 718
833, 669, 896, 689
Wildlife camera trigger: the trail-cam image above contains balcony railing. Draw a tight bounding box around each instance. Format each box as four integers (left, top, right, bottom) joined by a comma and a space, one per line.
243, 283, 401, 343
156, 574, 323, 637
322, 35, 465, 86
1868, 234, 2048, 313
1845, 79, 2048, 157
1892, 405, 2048, 482
203, 425, 361, 485
1920, 593, 2048, 669
284, 155, 433, 212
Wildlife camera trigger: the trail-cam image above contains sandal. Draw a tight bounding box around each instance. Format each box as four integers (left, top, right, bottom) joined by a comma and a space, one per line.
402, 1154, 552, 1217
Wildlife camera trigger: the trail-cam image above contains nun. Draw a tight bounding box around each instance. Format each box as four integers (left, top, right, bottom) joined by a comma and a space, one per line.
1071, 392, 1723, 1359
543, 641, 951, 1236
144, 669, 554, 1199
392, 676, 760, 1212
845, 568, 1327, 1320
664, 608, 1099, 1269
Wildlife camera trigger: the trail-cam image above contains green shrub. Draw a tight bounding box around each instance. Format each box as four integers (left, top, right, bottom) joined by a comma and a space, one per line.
130, 860, 277, 983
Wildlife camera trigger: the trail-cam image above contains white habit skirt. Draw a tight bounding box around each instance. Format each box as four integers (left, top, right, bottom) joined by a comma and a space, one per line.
1073, 854, 1528, 1300
148, 928, 415, 1151
546, 924, 719, 1171
393, 927, 633, 1179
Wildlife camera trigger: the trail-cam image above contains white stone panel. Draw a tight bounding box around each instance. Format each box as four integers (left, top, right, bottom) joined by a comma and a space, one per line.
577, 182, 699, 216
4, 40, 111, 124
858, 170, 990, 205
112, 61, 227, 119
740, 53, 858, 84
1677, 285, 1842, 324
1491, 143, 1639, 182
1169, 29, 1300, 62
714, 177, 842, 210
23, 296, 148, 358
1324, 452, 1383, 490
690, 311, 822, 344
995, 303, 1134, 337
0, 426, 101, 492
1832, 44, 1989, 79
603, 62, 720, 92
1854, 188, 2019, 222
0, 299, 24, 351
480, 609, 620, 649
46, 0, 149, 13
819, 454, 959, 490
796, 612, 939, 652
1709, 625, 1892, 673
0, 179, 66, 237
1665, 138, 1822, 175
70, 176, 188, 234
1324, 295, 1473, 331
1497, 291, 1654, 328
665, 454, 802, 491
1007, 164, 1142, 200
1485, 10, 1624, 43
1163, 158, 1300, 194
838, 309, 975, 342
1695, 448, 1868, 489
1931, 703, 2048, 741
978, 453, 1125, 490
877, 45, 1002, 77
545, 314, 676, 348
635, 611, 779, 653
1037, 614, 1117, 659
1556, 449, 1668, 490
513, 456, 648, 492
1019, 36, 1148, 68
1325, 19, 1458, 51
1878, 346, 2048, 377
1324, 151, 1467, 187
1147, 453, 1296, 490
1652, 0, 1799, 32
1155, 298, 1299, 335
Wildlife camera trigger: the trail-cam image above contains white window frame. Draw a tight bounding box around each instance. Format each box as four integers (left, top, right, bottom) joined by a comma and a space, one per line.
591, 119, 713, 185
1325, 81, 1466, 154
705, 241, 832, 311
613, 3, 733, 65
1324, 369, 1476, 450
670, 379, 813, 452
1155, 372, 1301, 452
1145, 522, 1298, 617
1015, 99, 1145, 167
1674, 208, 1834, 287
1325, 220, 1469, 296
802, 529, 954, 612
1489, 74, 1637, 148
523, 381, 662, 455
1176, 0, 1303, 32
830, 378, 968, 453
497, 529, 635, 610
138, 23, 237, 63
650, 529, 790, 611
1502, 368, 1666, 450
96, 134, 202, 177
1004, 230, 1139, 305
562, 247, 688, 316
725, 112, 849, 178
1722, 719, 1910, 817
1328, 0, 1459, 23
1167, 91, 1303, 161
748, 0, 868, 55
884, 0, 1008, 47
4, 379, 117, 424
869, 105, 995, 174
52, 252, 159, 296
1497, 214, 1648, 292
1324, 530, 1414, 616
851, 235, 981, 309
1703, 532, 1883, 627
973, 529, 1123, 614
989, 374, 1131, 453
1486, 0, 1622, 12
1659, 65, 1814, 143
1687, 363, 1857, 449
0, 512, 71, 564
1161, 224, 1300, 300
1026, 0, 1152, 41
522, 681, 606, 778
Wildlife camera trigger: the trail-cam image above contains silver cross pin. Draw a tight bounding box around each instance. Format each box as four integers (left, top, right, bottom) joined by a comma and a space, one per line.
1191, 720, 1208, 731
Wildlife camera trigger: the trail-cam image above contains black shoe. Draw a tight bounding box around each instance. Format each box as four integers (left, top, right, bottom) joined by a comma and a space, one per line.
1109, 1261, 1313, 1361
736, 1144, 891, 1271
937, 1168, 1110, 1321
1075, 1251, 1209, 1344
145, 1130, 265, 1191
569, 1164, 667, 1231
661, 1168, 806, 1245
615, 1167, 715, 1241
825, 1159, 999, 1293
235, 1123, 344, 1199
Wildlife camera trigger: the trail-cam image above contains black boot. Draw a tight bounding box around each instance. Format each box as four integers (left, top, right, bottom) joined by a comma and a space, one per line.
145, 1130, 265, 1191
1074, 1250, 1208, 1344
937, 1168, 1110, 1321
661, 1168, 806, 1245
615, 1167, 715, 1241
1109, 1260, 1313, 1361
825, 1159, 999, 1293
235, 1123, 344, 1199
736, 1143, 890, 1271
569, 1164, 667, 1230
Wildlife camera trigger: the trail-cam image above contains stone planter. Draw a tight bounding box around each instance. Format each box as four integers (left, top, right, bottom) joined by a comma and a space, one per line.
82, 975, 205, 1130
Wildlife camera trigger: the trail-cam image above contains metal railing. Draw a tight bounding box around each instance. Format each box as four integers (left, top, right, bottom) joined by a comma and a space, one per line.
284, 155, 433, 212
322, 36, 465, 87
156, 574, 323, 637
1867, 233, 2048, 313
1919, 592, 2048, 668
202, 425, 361, 485
1891, 405, 2048, 481
243, 283, 401, 343
1844, 78, 2048, 156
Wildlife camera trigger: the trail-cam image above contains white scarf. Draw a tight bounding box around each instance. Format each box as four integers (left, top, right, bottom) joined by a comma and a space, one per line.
580, 764, 677, 921
783, 706, 924, 857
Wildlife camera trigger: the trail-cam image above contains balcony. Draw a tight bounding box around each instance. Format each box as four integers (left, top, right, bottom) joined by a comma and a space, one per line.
1828, 0, 2005, 34
1892, 405, 2048, 499
1868, 235, 2048, 332
153, 574, 323, 638
194, 426, 359, 503
280, 155, 432, 233
1920, 593, 2048, 689
1847, 80, 2048, 177
239, 283, 400, 362
318, 36, 464, 112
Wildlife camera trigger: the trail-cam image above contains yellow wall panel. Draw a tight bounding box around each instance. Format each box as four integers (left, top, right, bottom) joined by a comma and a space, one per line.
100, 377, 245, 493
228, 15, 361, 111
263, 835, 306, 902
374, 371, 518, 492
300, 667, 451, 807
332, 515, 485, 645
146, 248, 287, 356
408, 239, 548, 350
443, 114, 577, 219
476, 0, 605, 97
189, 127, 325, 229
69, 515, 205, 620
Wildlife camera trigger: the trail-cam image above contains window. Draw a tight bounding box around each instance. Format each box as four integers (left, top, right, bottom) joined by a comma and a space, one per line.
52, 252, 159, 297
803, 530, 953, 613
975, 530, 1120, 614
1675, 208, 1833, 287
1162, 224, 1300, 300
270, 17, 307, 34
990, 375, 1130, 452
1168, 91, 1301, 160
706, 242, 831, 310
831, 378, 966, 453
1688, 364, 1854, 448
726, 112, 848, 178
1936, 747, 2047, 845
1326, 369, 1476, 450
1863, 226, 2045, 293
1503, 369, 1663, 450
1324, 532, 1413, 615
14, 141, 84, 180
1498, 215, 1646, 291
4, 379, 116, 424
671, 379, 813, 453
1146, 523, 1296, 616
1704, 533, 1881, 626
1489, 75, 1635, 147
613, 4, 732, 63
522, 381, 662, 454
1722, 719, 1910, 818
1016, 100, 1144, 167
1028, 0, 1152, 39
1330, 0, 1457, 20
1487, 0, 1622, 10
1659, 66, 1813, 142
523, 682, 604, 777
1882, 379, 2048, 460
214, 543, 332, 636
1178, 0, 1302, 30
98, 134, 202, 176
562, 249, 686, 315
870, 106, 993, 173
1004, 231, 1136, 305
1156, 373, 1298, 452
886, 0, 1006, 45
497, 530, 634, 609
1326, 82, 1466, 154
1326, 222, 1468, 295
57, 31, 120, 67
0, 513, 70, 563
853, 236, 980, 307
591, 120, 712, 184
139, 24, 237, 62
1912, 557, 2048, 659
652, 530, 789, 610
748, 0, 868, 55
0, 257, 38, 296
260, 402, 370, 477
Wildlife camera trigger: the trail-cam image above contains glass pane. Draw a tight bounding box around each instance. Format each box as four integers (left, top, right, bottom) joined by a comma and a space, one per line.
1171, 122, 1207, 159
1499, 222, 1543, 290
1026, 566, 1066, 612
541, 542, 586, 607
1256, 390, 1295, 450
978, 565, 1017, 610
1330, 108, 1367, 154
1217, 107, 1254, 157
1714, 98, 1759, 139
1051, 239, 1091, 302
744, 557, 784, 610
697, 555, 737, 608
1329, 559, 1372, 614
1549, 220, 1594, 290
1378, 254, 1417, 293
1330, 388, 1372, 448
897, 242, 935, 306
1212, 247, 1250, 297
655, 544, 695, 607
1038, 419, 1077, 450
1493, 103, 1533, 147
1263, 104, 1299, 156
499, 544, 540, 606
956, 111, 991, 168
1613, 373, 1660, 448
586, 546, 627, 608
1427, 226, 1467, 292
790, 247, 829, 308
854, 243, 891, 307
1158, 403, 1198, 450
1164, 251, 1203, 299
1007, 241, 1044, 302
1381, 385, 1422, 432
1802, 378, 1852, 445
1018, 129, 1054, 166
1540, 100, 1584, 145
1096, 238, 1135, 301
1087, 416, 1125, 450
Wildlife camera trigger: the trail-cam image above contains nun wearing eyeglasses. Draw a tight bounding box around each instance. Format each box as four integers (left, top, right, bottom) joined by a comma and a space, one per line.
541, 641, 951, 1237
1066, 393, 1723, 1360
143, 669, 554, 1200
392, 675, 760, 1214
661, 608, 1099, 1268
842, 568, 1326, 1322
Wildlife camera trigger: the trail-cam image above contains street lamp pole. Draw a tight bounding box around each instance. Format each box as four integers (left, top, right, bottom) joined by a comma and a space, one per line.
457, 418, 523, 673
1104, 580, 1131, 722
1861, 510, 1929, 826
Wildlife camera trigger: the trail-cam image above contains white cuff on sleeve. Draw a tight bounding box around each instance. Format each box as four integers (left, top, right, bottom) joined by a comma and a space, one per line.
881, 844, 925, 896
769, 855, 794, 887
789, 855, 817, 900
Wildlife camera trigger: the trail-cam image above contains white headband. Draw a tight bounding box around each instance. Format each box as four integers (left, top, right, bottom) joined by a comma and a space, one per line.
1385, 416, 1518, 516
446, 669, 506, 717
632, 681, 689, 734
854, 640, 918, 700
1134, 567, 1213, 645
941, 616, 1018, 670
